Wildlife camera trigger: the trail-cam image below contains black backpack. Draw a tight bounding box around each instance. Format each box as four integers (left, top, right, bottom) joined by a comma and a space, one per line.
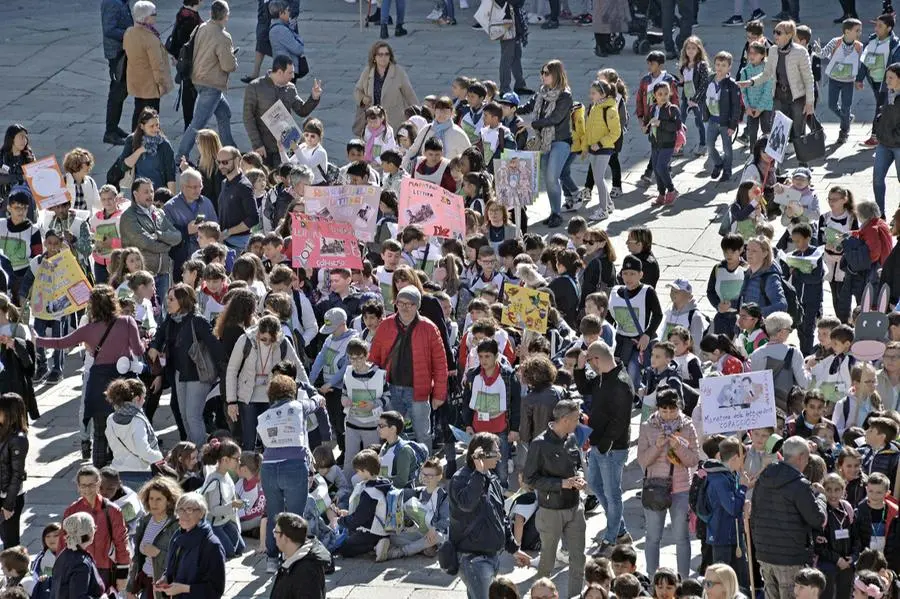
688, 469, 713, 524
175, 26, 199, 84
760, 271, 804, 329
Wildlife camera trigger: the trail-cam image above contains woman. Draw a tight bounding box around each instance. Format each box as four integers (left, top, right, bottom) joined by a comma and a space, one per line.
872, 63, 900, 219
63, 148, 101, 213
353, 42, 418, 138
702, 564, 746, 599
157, 492, 226, 599
449, 432, 530, 599
736, 236, 787, 317
119, 108, 177, 194
580, 228, 617, 309
518, 60, 573, 228
0, 295, 37, 420
53, 514, 106, 599
0, 393, 28, 548
636, 388, 699, 578
166, 0, 203, 128
548, 248, 582, 328
0, 124, 35, 214
224, 315, 307, 450
126, 477, 182, 599
35, 285, 145, 468
840, 200, 893, 323
105, 378, 163, 490
179, 130, 225, 211
123, 1, 175, 131
213, 288, 257, 386
149, 284, 224, 447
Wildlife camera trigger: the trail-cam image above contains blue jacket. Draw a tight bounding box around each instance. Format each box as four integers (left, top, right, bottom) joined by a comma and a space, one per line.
52, 548, 106, 599
164, 521, 226, 599
702, 77, 742, 130
269, 21, 305, 72
704, 460, 747, 546
449, 467, 519, 556
735, 264, 787, 316
856, 33, 900, 92
101, 0, 134, 60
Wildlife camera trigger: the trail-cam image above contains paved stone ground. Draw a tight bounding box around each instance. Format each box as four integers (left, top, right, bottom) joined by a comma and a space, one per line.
3, 0, 899, 596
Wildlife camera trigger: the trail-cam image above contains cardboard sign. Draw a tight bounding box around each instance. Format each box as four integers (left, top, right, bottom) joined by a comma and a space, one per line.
290, 214, 363, 270
500, 282, 550, 334
261, 100, 304, 163
398, 178, 465, 239
304, 185, 380, 242
700, 370, 777, 434
494, 150, 540, 208
765, 111, 792, 164
30, 250, 93, 320
22, 156, 73, 209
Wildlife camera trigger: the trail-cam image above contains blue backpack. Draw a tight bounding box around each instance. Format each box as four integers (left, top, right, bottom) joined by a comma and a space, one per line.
398, 438, 429, 486
840, 235, 872, 275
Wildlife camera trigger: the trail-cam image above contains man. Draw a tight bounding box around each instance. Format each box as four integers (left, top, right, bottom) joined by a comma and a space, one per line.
315, 268, 374, 323
857, 13, 900, 147
119, 178, 182, 310
101, 0, 133, 145
243, 54, 322, 169
177, 0, 238, 160
60, 466, 130, 594
574, 340, 634, 555
660, 0, 693, 60
369, 286, 448, 453
215, 146, 259, 250
876, 341, 900, 412
269, 512, 331, 599
523, 399, 587, 596
163, 168, 218, 282
751, 436, 827, 599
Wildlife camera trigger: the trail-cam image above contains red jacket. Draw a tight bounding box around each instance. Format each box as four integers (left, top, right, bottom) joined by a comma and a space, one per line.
854, 218, 893, 266
60, 496, 131, 581
369, 314, 449, 402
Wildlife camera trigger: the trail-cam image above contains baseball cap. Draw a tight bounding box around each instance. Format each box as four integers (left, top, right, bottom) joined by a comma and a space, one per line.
791, 167, 811, 180
497, 92, 521, 107
319, 307, 348, 335
666, 278, 693, 294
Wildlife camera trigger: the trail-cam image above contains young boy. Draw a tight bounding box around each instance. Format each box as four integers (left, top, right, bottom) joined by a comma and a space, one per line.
374, 238, 402, 311
744, 426, 780, 494
20, 229, 64, 383
295, 118, 328, 184
838, 446, 868, 506
704, 436, 749, 587
584, 292, 617, 347
376, 411, 420, 489
635, 52, 679, 187
198, 263, 229, 324
609, 544, 652, 594
820, 18, 864, 144
613, 574, 645, 599
853, 472, 900, 569
815, 473, 859, 599
311, 307, 359, 449
567, 216, 589, 249
261, 233, 290, 273
861, 417, 900, 492
0, 188, 42, 301
359, 300, 384, 342
793, 568, 828, 599
704, 51, 741, 181
787, 222, 825, 356
193, 222, 235, 271
785, 389, 840, 441
807, 315, 841, 366
328, 449, 393, 557
834, 362, 879, 435
478, 102, 517, 169
506, 474, 541, 552
0, 547, 35, 595
379, 149, 406, 194
470, 245, 506, 296
341, 338, 390, 480
795, 26, 822, 108
497, 239, 524, 282
412, 137, 455, 192
460, 81, 488, 143
498, 92, 527, 150
638, 342, 684, 420
707, 233, 747, 336
609, 254, 664, 389
661, 278, 708, 346
739, 41, 775, 148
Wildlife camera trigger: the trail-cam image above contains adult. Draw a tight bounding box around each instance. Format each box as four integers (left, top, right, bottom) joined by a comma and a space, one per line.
101, 0, 134, 145
703, 564, 745, 599
159, 492, 227, 599
856, 14, 900, 148
149, 284, 224, 447
518, 60, 573, 228
243, 55, 322, 169
636, 389, 699, 578
269, 513, 331, 599
391, 267, 453, 367
735, 236, 787, 316
214, 146, 259, 251
369, 286, 449, 453
0, 125, 35, 213
748, 312, 810, 413
750, 436, 827, 599
378, 0, 407, 39
449, 432, 530, 599
738, 21, 815, 164
315, 267, 371, 323
401, 96, 469, 171
119, 108, 177, 194
659, 0, 694, 60
0, 393, 28, 548
61, 466, 130, 594
177, 0, 238, 161
876, 341, 900, 412
839, 201, 892, 322
498, 0, 531, 95
53, 514, 107, 599
180, 129, 225, 210
522, 400, 587, 597
353, 42, 418, 138
166, 0, 203, 129
163, 168, 218, 281
123, 2, 174, 132
120, 177, 182, 310
63, 148, 101, 213
105, 378, 163, 490
574, 340, 634, 555
257, 375, 323, 574
872, 62, 900, 216
125, 477, 182, 599
268, 2, 305, 76
35, 286, 144, 468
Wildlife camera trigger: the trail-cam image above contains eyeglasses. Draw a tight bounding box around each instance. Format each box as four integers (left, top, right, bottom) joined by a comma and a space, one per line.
176, 507, 201, 515
395, 300, 417, 308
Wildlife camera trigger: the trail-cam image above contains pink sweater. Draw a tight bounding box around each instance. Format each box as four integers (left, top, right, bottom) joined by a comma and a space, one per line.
37, 316, 144, 365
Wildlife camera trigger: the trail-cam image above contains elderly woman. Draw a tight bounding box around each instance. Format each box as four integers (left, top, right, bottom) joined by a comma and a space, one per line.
735, 236, 787, 317
105, 379, 164, 490
636, 388, 699, 579
123, 1, 174, 132
839, 200, 893, 322
53, 513, 106, 599
873, 63, 900, 220
126, 477, 182, 599
156, 493, 226, 599
748, 311, 810, 412
353, 42, 418, 138
120, 108, 177, 194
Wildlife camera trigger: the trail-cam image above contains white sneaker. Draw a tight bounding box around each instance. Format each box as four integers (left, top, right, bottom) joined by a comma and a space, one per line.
589, 208, 608, 221
578, 188, 592, 202
527, 12, 542, 23
562, 196, 585, 212
460, 0, 469, 8
609, 186, 622, 198
375, 538, 391, 562
426, 8, 442, 19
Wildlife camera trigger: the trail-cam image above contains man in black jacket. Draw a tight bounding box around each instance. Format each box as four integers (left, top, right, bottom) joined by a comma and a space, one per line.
270, 512, 331, 598
750, 436, 827, 599
524, 399, 587, 595
575, 340, 635, 555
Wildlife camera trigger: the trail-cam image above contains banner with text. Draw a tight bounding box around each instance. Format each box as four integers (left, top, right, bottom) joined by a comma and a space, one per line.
700, 370, 776, 434
398, 178, 465, 239
304, 185, 380, 242
291, 214, 363, 270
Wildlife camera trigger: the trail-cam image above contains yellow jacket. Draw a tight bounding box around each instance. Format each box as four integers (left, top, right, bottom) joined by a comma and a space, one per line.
584, 98, 622, 151
569, 102, 587, 153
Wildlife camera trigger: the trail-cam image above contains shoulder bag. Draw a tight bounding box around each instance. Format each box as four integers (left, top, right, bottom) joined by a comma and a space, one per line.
793, 114, 826, 163
438, 505, 483, 575
188, 318, 218, 384
641, 462, 675, 511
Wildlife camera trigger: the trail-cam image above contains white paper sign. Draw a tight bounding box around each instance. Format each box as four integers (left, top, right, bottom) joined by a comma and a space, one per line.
700, 370, 777, 434
260, 100, 304, 163
765, 111, 792, 164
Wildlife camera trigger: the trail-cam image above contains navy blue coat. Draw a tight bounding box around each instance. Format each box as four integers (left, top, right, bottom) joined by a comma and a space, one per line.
164, 521, 226, 599
101, 0, 133, 60
702, 77, 742, 131
52, 548, 106, 599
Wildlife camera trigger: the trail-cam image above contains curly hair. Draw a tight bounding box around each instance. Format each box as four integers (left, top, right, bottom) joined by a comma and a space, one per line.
137, 476, 183, 515
88, 285, 120, 323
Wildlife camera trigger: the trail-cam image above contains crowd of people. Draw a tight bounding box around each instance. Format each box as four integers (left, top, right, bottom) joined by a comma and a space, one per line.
2, 0, 900, 598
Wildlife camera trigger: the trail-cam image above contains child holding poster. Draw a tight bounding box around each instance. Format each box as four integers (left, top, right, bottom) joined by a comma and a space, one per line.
706, 233, 747, 337
20, 230, 64, 384
89, 185, 125, 284
810, 325, 855, 412
0, 188, 42, 299
785, 223, 825, 356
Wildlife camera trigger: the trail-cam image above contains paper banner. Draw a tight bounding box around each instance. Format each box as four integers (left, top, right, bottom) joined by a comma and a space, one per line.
398, 178, 465, 239
304, 185, 380, 242
31, 250, 93, 320
90, 213, 124, 259
765, 111, 792, 164
500, 282, 550, 334
22, 156, 73, 209
700, 370, 776, 434
261, 100, 304, 163
494, 150, 540, 208
291, 214, 363, 270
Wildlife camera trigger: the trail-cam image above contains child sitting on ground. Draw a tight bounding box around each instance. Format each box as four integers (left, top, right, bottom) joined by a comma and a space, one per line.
312, 445, 352, 511
235, 452, 267, 552
328, 449, 393, 558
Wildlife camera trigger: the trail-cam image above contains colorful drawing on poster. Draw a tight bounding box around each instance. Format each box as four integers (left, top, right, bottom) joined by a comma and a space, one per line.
398, 178, 465, 238
494, 150, 539, 207
22, 156, 73, 209
304, 185, 380, 242
31, 250, 93, 320
290, 214, 363, 269
700, 370, 776, 434
261, 100, 304, 163
500, 283, 550, 333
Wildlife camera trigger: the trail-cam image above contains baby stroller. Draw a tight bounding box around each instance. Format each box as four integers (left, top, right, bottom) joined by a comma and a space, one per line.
627, 0, 664, 54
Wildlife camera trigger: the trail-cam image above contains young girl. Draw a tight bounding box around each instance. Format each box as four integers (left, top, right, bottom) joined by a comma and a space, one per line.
644, 83, 682, 206
580, 228, 617, 302
235, 452, 267, 553
245, 168, 271, 225
363, 105, 397, 166
700, 333, 746, 374
777, 168, 821, 249
200, 439, 246, 558
312, 445, 352, 509
167, 441, 203, 492
109, 247, 145, 291
816, 473, 859, 599
89, 185, 125, 285
819, 186, 858, 318
837, 446, 867, 507
730, 181, 766, 239
736, 302, 769, 358
598, 68, 628, 201
395, 122, 418, 159
652, 568, 679, 599
623, 226, 660, 288
549, 248, 582, 328
483, 201, 517, 251
462, 171, 494, 216
463, 235, 489, 286
231, 255, 267, 301
125, 270, 158, 338
0, 125, 35, 215
678, 36, 710, 158
668, 325, 703, 389
583, 80, 621, 222
741, 135, 777, 218
30, 523, 60, 583
465, 209, 484, 238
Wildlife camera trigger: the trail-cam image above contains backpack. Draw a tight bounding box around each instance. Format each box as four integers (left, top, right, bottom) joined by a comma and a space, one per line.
766, 347, 796, 411
382, 487, 407, 532
760, 271, 804, 329
687, 308, 713, 341
602, 105, 624, 153
397, 438, 429, 485
840, 235, 872, 275
674, 123, 688, 153
688, 469, 713, 524
174, 26, 199, 84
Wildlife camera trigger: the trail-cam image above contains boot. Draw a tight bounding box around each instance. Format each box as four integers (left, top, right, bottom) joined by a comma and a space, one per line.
368, 7, 381, 21
395, 24, 407, 36
380, 24, 389, 38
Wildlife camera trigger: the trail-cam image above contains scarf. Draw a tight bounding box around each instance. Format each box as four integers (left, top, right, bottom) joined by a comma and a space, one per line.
480, 365, 501, 386
532, 85, 562, 152
431, 119, 453, 147
387, 315, 418, 384
138, 21, 161, 38
143, 134, 163, 157
364, 125, 385, 162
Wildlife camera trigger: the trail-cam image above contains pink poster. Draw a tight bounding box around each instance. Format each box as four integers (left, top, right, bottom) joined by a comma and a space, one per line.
398, 178, 465, 239
291, 214, 363, 270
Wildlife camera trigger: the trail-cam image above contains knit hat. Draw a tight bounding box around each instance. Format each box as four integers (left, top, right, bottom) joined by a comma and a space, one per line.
396, 286, 422, 308
621, 255, 643, 273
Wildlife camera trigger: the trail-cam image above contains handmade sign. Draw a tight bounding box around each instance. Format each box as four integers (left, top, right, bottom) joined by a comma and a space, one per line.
765, 111, 792, 164
398, 178, 465, 238
304, 185, 380, 242
261, 100, 304, 163
90, 212, 125, 260
700, 370, 776, 434
500, 283, 550, 334
494, 150, 539, 207
30, 250, 92, 320
22, 156, 73, 209
291, 214, 363, 270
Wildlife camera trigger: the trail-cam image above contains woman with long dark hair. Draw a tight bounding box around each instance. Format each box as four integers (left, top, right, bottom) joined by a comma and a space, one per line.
0, 124, 35, 215
0, 294, 37, 420
0, 393, 28, 548
118, 108, 177, 194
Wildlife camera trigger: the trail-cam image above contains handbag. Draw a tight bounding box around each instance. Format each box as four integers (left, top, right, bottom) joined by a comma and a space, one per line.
437, 510, 482, 575
641, 463, 674, 511
297, 55, 310, 79
793, 114, 826, 163
487, 1, 516, 40
188, 319, 218, 384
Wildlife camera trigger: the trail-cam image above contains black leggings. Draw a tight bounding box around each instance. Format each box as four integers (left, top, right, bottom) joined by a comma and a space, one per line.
0, 493, 24, 547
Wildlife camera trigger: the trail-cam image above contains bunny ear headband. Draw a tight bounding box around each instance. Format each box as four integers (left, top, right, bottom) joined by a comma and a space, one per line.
854, 578, 883, 599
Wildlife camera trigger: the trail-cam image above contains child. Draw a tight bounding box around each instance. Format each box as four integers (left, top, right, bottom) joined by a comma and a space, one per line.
818, 186, 858, 317
311, 307, 358, 448
638, 342, 684, 419
312, 445, 352, 510
295, 118, 328, 184
359, 301, 384, 343
704, 436, 749, 587
613, 574, 644, 599
412, 138, 455, 192
460, 82, 487, 143
610, 545, 651, 593
261, 233, 289, 273
484, 201, 517, 253
838, 446, 868, 507
700, 334, 747, 375
20, 230, 64, 383
703, 51, 741, 182
30, 523, 60, 583
379, 149, 406, 194
235, 452, 267, 551
0, 188, 42, 299
498, 239, 524, 282
198, 263, 229, 324
200, 439, 246, 558
584, 293, 616, 347
598, 68, 630, 200
793, 568, 828, 599
739, 41, 774, 149
808, 315, 841, 365
861, 417, 900, 492
744, 427, 779, 491
707, 233, 748, 336
815, 472, 859, 599
811, 324, 855, 409
583, 79, 622, 221
0, 547, 34, 595
661, 278, 708, 346
729, 181, 766, 241
497, 93, 527, 150
610, 255, 664, 389
821, 19, 864, 144
124, 270, 158, 338
470, 245, 506, 296
668, 326, 703, 391
506, 474, 541, 551
736, 303, 768, 359
373, 239, 401, 311
41, 199, 92, 275
853, 472, 900, 566
623, 226, 661, 288
786, 390, 840, 441
679, 37, 711, 157
644, 83, 683, 205
340, 338, 389, 480
329, 449, 393, 557
777, 168, 821, 244
363, 106, 397, 166
787, 222, 825, 356
477, 102, 516, 168
635, 51, 680, 189
834, 363, 881, 435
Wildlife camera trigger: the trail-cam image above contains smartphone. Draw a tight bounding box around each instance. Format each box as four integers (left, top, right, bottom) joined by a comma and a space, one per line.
194, 214, 205, 224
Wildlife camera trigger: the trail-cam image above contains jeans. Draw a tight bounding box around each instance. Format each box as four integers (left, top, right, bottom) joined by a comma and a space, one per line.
644, 491, 691, 578
661, 0, 692, 53
541, 141, 571, 216
651, 147, 675, 193
499, 40, 526, 94
155, 272, 170, 318
132, 98, 161, 133
381, 0, 406, 24
261, 459, 309, 558
177, 85, 235, 160
560, 152, 580, 197
713, 544, 750, 590
746, 109, 773, 150
389, 385, 432, 452
459, 553, 500, 599
873, 144, 900, 217
734, 0, 760, 13
238, 402, 269, 450
587, 447, 628, 543
34, 318, 64, 373
828, 79, 854, 134
610, 153, 622, 188
119, 471, 154, 490
175, 372, 213, 446
182, 80, 198, 129
212, 519, 246, 558
706, 121, 733, 174
760, 562, 804, 599
535, 505, 587, 596
106, 57, 129, 135
442, 0, 455, 20
681, 99, 705, 147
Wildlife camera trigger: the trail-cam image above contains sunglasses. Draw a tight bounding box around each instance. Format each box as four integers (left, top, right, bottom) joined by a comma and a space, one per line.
540, 69, 550, 75
774, 29, 785, 34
